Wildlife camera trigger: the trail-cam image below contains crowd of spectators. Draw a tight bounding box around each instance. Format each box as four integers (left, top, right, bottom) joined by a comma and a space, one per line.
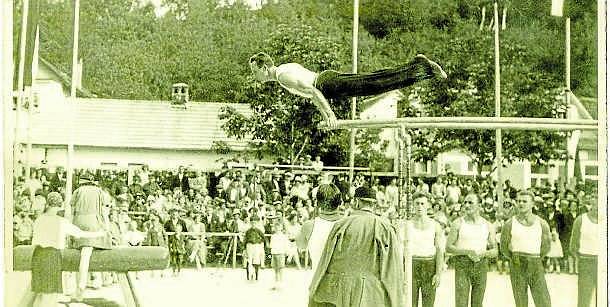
13, 164, 596, 276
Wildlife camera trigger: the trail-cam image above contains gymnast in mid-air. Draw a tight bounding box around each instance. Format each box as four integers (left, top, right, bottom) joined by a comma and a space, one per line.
249, 52, 447, 129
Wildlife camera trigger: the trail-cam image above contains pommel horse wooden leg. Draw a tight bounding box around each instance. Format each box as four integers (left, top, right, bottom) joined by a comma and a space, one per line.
13, 246, 170, 307
118, 272, 142, 307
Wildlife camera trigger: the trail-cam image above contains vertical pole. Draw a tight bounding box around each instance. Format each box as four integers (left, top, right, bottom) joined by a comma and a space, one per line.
65, 0, 80, 218
232, 234, 237, 269
348, 0, 359, 187
397, 129, 403, 213
3, 0, 15, 272
596, 0, 607, 304
565, 17, 571, 91
404, 131, 412, 307
494, 2, 503, 207
15, 0, 29, 180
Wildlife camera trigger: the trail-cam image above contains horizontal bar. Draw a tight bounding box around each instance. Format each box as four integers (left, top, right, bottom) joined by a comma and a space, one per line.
322, 117, 598, 131
227, 163, 370, 171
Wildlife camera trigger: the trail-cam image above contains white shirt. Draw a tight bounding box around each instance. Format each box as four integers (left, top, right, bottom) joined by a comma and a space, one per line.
579, 214, 598, 255
455, 217, 489, 254
307, 217, 336, 271
407, 220, 437, 257
270, 233, 290, 254
32, 214, 88, 249
510, 216, 542, 254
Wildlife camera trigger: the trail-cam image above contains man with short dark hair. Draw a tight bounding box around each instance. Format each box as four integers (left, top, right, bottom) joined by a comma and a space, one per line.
400, 192, 444, 307
447, 193, 497, 307
249, 52, 446, 128
296, 184, 343, 272
500, 190, 552, 307
309, 186, 403, 307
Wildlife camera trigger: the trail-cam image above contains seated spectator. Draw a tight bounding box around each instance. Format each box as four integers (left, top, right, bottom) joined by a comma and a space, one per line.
14, 210, 34, 246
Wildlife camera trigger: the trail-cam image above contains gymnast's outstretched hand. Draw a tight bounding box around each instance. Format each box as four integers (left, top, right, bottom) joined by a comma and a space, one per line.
323, 113, 339, 130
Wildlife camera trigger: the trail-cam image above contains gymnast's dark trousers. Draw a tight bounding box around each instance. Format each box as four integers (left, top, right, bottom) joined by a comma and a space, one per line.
454, 256, 488, 307
509, 253, 551, 307
412, 257, 437, 307
314, 56, 437, 100
577, 254, 597, 307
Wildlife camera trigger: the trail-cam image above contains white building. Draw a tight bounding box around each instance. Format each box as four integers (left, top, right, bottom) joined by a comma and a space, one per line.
359, 91, 599, 189
12, 57, 252, 173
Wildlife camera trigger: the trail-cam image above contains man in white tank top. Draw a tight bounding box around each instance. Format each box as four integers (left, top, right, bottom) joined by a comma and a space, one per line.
569, 195, 598, 307
500, 190, 552, 307
446, 193, 497, 307
248, 52, 447, 129
400, 192, 444, 307
296, 184, 343, 277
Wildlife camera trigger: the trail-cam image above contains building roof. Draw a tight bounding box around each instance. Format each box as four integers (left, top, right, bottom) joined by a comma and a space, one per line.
39, 57, 97, 98
28, 98, 251, 150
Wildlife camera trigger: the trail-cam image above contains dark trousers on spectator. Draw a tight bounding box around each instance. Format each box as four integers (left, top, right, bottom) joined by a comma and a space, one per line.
509, 254, 551, 307
412, 257, 437, 307
454, 256, 488, 307
577, 255, 597, 307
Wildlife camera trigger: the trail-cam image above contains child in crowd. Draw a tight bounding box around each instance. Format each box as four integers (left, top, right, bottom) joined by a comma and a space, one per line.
244, 215, 266, 281
30, 192, 105, 307
270, 222, 290, 290
546, 228, 564, 273
144, 213, 167, 277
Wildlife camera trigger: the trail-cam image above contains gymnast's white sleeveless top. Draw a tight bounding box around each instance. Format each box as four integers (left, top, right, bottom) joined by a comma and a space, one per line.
579, 214, 598, 256
308, 217, 336, 271
408, 220, 436, 257
455, 217, 489, 254
510, 216, 542, 254
275, 63, 317, 98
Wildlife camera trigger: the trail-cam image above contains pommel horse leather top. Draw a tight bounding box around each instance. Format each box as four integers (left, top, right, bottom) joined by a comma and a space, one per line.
13, 245, 169, 272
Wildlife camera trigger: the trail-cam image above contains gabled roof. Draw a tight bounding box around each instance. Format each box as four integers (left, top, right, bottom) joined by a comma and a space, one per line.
28, 98, 251, 150
38, 57, 97, 98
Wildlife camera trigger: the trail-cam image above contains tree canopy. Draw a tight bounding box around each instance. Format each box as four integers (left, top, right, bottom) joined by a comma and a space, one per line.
14, 0, 599, 170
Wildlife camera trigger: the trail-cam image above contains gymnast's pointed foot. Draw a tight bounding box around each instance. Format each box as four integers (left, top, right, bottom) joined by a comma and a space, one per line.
416, 54, 448, 79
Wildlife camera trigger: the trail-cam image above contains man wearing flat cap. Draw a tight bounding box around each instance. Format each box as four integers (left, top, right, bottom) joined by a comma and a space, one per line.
309, 186, 404, 307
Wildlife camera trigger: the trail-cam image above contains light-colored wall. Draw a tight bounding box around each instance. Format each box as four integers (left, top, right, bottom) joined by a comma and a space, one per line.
29, 146, 270, 172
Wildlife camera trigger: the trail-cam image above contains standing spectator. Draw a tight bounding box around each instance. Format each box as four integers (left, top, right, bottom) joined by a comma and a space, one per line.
400, 192, 444, 307
284, 213, 302, 269
244, 215, 266, 281
500, 190, 552, 307
187, 212, 207, 270
446, 193, 497, 307
546, 228, 564, 273
190, 171, 208, 194
555, 197, 576, 273
70, 172, 112, 302
270, 222, 290, 290
312, 156, 324, 172
139, 165, 150, 186
30, 189, 47, 217
385, 178, 399, 209
446, 178, 461, 206
570, 196, 599, 307
165, 208, 188, 277
309, 186, 403, 307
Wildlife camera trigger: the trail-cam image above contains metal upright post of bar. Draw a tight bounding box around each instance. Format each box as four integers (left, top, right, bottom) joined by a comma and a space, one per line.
493, 1, 503, 207
65, 0, 80, 219
348, 0, 359, 187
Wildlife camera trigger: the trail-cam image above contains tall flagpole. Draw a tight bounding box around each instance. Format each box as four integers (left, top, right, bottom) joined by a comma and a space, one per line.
15, 0, 30, 180
3, 0, 15, 272
65, 0, 80, 219
494, 1, 503, 207
348, 0, 359, 188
